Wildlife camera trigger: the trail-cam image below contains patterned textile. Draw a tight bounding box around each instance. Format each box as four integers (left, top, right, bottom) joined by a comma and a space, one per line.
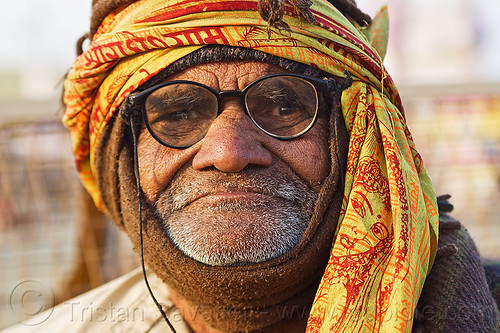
62, 0, 439, 331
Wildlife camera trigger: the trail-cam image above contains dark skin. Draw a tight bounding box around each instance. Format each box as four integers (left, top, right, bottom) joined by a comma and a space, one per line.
137, 60, 331, 332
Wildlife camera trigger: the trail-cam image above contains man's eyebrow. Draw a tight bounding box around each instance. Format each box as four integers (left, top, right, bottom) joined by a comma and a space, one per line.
253, 82, 298, 101
147, 87, 205, 107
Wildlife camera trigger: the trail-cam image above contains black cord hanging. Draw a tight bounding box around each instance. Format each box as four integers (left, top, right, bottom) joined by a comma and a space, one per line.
128, 109, 178, 333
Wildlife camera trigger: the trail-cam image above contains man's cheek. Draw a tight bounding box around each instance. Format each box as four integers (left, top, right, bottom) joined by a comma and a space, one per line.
138, 146, 166, 200
138, 142, 194, 202
284, 140, 330, 191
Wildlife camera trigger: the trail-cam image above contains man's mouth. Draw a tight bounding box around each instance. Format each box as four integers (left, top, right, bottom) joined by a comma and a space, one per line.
198, 191, 265, 200
172, 186, 293, 212
187, 188, 278, 205
157, 165, 318, 216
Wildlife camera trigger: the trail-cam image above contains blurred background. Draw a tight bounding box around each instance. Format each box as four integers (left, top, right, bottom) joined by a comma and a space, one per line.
1, 0, 499, 328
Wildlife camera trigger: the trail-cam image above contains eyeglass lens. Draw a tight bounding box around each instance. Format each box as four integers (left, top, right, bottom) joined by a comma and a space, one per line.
144, 76, 319, 148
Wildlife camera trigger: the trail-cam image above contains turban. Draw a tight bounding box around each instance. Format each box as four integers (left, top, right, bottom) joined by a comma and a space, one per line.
63, 0, 439, 331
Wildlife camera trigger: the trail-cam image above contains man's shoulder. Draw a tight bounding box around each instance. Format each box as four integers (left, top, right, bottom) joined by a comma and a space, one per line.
2, 268, 191, 333
413, 195, 500, 332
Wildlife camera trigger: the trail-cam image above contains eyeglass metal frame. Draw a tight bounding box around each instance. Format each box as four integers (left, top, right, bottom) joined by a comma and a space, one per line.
127, 73, 333, 149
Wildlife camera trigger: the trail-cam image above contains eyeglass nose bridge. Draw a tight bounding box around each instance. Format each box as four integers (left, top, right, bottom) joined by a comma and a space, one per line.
214, 90, 247, 115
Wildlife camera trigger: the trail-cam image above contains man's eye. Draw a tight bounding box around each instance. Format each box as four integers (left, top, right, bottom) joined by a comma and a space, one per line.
272, 105, 300, 117
264, 99, 305, 118
166, 108, 193, 121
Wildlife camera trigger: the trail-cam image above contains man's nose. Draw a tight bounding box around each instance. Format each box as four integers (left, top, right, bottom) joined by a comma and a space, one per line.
192, 102, 273, 172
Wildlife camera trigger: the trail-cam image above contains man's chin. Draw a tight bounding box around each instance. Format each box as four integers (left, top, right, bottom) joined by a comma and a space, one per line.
162, 198, 311, 266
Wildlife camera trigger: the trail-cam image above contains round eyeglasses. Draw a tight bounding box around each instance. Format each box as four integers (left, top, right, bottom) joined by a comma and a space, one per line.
127, 73, 335, 149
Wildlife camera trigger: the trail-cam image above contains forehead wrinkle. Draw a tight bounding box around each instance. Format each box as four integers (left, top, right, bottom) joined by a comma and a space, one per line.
192, 67, 221, 90
191, 63, 241, 90
166, 66, 220, 90
236, 63, 289, 89
163, 61, 293, 92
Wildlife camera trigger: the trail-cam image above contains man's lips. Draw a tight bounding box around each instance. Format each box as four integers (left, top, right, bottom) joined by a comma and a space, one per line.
195, 191, 270, 202
182, 188, 285, 208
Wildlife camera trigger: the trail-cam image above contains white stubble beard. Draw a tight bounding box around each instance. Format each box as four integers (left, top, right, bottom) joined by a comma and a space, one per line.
154, 165, 318, 266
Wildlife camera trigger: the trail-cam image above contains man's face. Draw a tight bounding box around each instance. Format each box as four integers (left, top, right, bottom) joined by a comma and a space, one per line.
137, 61, 331, 266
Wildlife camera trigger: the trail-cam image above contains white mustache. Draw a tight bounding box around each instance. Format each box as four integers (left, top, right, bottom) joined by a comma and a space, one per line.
157, 166, 317, 213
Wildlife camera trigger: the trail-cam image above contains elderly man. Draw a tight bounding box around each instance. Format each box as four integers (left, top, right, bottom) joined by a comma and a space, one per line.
5, 0, 500, 332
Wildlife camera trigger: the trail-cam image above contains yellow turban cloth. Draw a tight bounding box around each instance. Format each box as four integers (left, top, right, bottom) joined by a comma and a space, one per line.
63, 0, 439, 331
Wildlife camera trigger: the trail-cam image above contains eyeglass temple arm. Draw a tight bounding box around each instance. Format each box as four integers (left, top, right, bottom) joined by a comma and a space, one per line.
325, 70, 353, 94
